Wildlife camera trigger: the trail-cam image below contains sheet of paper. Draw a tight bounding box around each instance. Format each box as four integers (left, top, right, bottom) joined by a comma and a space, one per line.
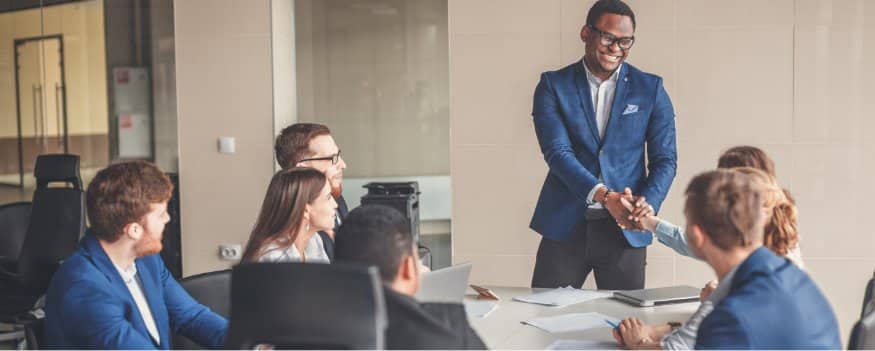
546, 339, 621, 350
513, 286, 611, 307
522, 312, 621, 334
463, 299, 498, 318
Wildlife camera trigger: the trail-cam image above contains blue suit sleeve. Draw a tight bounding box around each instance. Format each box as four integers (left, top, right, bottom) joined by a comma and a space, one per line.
695, 307, 750, 349
532, 72, 601, 202
162, 263, 228, 349
60, 280, 156, 349
641, 79, 677, 212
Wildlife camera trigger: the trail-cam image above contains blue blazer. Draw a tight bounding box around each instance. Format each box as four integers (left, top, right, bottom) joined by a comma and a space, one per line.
696, 247, 841, 349
44, 233, 228, 349
530, 61, 677, 247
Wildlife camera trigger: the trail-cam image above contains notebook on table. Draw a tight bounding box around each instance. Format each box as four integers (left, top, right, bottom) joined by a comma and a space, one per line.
613, 285, 700, 307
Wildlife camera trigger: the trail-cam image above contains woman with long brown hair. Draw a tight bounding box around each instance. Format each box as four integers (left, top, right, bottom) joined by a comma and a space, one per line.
240, 167, 338, 263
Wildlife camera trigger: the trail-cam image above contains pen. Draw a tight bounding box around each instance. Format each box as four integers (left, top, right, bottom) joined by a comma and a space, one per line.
605, 319, 619, 329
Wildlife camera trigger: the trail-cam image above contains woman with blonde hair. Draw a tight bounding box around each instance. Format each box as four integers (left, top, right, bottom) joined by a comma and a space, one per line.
241, 167, 338, 263
731, 167, 801, 266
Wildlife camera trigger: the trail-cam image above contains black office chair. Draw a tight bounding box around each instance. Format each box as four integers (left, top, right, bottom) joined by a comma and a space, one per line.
225, 262, 387, 349
849, 305, 875, 350
22, 316, 44, 350
862, 270, 875, 318
0, 202, 32, 268
173, 270, 231, 350
0, 154, 85, 321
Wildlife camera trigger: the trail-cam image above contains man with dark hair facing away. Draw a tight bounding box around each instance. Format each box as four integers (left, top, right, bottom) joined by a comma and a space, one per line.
335, 205, 486, 349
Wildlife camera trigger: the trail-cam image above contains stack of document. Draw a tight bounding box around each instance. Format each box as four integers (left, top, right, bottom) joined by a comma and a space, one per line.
522, 312, 621, 333
513, 286, 611, 307
463, 299, 498, 318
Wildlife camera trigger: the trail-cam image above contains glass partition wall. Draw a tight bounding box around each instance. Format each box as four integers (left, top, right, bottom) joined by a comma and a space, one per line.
294, 0, 451, 268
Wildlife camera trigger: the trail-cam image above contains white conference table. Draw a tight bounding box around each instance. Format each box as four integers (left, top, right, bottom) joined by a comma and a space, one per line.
466, 286, 699, 350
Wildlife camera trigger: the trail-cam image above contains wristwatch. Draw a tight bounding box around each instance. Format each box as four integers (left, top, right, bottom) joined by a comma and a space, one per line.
599, 188, 613, 206
667, 321, 682, 331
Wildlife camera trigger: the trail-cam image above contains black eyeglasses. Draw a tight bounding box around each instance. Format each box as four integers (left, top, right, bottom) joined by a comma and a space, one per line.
589, 25, 635, 50
298, 150, 342, 165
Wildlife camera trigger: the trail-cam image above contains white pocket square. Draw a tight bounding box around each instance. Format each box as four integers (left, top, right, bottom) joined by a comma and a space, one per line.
622, 104, 639, 115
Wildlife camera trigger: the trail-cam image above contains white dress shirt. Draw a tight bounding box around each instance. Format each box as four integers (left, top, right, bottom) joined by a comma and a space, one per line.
114, 263, 160, 344
581, 60, 622, 207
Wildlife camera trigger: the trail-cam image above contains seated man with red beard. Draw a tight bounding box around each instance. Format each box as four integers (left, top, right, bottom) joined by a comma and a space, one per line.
44, 161, 227, 349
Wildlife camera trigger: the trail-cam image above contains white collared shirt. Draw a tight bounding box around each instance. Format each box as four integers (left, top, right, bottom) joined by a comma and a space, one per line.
582, 60, 622, 206
114, 263, 160, 344
582, 60, 621, 139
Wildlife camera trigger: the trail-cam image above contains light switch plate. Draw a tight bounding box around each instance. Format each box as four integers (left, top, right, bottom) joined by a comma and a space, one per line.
218, 137, 236, 154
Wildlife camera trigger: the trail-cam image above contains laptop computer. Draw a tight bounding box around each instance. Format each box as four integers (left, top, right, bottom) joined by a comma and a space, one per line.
613, 285, 701, 307
415, 262, 473, 303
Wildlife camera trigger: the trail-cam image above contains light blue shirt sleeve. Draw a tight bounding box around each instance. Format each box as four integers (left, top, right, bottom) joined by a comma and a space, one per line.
654, 219, 695, 258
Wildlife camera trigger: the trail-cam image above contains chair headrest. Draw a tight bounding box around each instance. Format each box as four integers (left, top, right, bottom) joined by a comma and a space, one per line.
226, 262, 387, 349
34, 154, 81, 189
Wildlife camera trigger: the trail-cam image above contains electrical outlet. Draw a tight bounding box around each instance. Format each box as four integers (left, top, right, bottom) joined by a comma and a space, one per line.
218, 244, 242, 261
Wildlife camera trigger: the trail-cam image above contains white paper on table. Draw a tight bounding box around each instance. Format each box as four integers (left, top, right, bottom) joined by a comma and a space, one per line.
546, 339, 621, 350
513, 286, 611, 307
522, 312, 621, 334
463, 299, 498, 318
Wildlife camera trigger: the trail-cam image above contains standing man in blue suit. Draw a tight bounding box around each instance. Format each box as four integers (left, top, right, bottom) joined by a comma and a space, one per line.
44, 161, 227, 349
681, 170, 840, 349
530, 0, 677, 289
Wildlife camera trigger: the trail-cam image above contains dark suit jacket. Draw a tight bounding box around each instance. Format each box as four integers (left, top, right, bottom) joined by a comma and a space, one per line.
383, 287, 486, 350
319, 194, 349, 262
43, 233, 227, 349
530, 61, 677, 247
695, 247, 841, 349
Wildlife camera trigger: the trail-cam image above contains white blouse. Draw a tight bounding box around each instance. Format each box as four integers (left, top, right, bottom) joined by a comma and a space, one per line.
257, 234, 329, 264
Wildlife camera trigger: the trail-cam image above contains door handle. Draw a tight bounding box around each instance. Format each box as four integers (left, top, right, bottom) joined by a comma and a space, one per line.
37, 84, 46, 149
31, 84, 40, 145
55, 83, 63, 148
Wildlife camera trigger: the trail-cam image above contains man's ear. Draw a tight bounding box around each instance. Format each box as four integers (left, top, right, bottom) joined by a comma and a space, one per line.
580, 24, 590, 43
688, 223, 708, 249
123, 222, 142, 241
399, 254, 417, 281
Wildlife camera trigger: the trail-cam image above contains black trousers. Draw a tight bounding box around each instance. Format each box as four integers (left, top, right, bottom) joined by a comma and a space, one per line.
531, 209, 646, 290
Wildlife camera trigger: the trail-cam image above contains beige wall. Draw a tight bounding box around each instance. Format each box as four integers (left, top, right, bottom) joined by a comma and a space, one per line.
175, 0, 276, 275
450, 0, 875, 343
0, 0, 108, 138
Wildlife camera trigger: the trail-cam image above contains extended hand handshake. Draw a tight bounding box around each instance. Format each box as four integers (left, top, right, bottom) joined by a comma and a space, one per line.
603, 187, 654, 231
